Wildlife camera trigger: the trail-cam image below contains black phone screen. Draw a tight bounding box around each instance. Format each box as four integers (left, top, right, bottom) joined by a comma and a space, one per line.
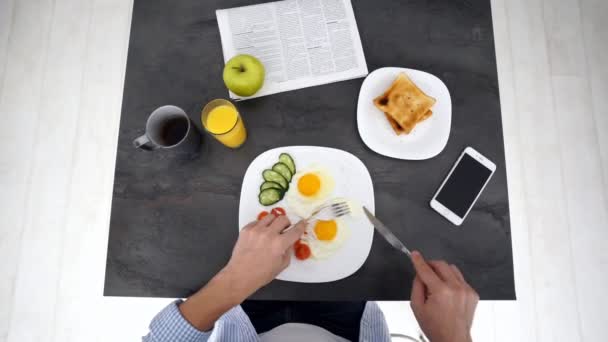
435, 154, 493, 217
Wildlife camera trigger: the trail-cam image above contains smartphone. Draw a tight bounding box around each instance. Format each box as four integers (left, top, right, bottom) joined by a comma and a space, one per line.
430, 147, 496, 225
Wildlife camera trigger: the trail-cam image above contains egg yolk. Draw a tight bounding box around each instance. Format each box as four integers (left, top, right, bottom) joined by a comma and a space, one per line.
314, 220, 338, 241
298, 173, 321, 196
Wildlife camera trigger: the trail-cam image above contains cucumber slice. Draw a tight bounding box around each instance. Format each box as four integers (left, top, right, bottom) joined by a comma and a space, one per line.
259, 188, 283, 206
263, 169, 288, 190
272, 163, 292, 182
260, 181, 283, 192
279, 153, 296, 175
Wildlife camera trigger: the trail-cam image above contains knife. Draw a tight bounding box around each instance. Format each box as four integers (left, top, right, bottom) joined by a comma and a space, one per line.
363, 206, 412, 258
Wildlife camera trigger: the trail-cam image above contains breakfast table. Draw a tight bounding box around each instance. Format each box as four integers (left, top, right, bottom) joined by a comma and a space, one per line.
104, 0, 515, 300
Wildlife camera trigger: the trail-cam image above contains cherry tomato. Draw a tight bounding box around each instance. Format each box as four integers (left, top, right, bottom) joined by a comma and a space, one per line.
294, 240, 311, 260
257, 211, 269, 220
271, 207, 286, 217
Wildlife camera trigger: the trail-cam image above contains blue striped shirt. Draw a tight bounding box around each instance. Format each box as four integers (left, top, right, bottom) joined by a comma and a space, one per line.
144, 301, 390, 342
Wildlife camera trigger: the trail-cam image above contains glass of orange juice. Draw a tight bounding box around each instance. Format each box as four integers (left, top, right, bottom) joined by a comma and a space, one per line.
201, 99, 247, 148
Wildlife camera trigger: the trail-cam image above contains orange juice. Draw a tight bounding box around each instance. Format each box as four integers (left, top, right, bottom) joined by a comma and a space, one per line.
202, 100, 247, 148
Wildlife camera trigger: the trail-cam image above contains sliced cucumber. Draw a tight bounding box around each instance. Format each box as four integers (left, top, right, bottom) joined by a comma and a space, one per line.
263, 169, 288, 190
279, 153, 296, 175
259, 188, 283, 206
272, 162, 293, 182
260, 181, 283, 192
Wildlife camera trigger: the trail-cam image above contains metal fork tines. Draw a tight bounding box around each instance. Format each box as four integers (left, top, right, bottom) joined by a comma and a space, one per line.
281, 200, 351, 236
310, 201, 351, 221
329, 202, 351, 218
305, 201, 351, 240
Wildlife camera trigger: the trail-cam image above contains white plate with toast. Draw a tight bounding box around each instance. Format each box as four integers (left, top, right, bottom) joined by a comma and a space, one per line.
357, 67, 452, 160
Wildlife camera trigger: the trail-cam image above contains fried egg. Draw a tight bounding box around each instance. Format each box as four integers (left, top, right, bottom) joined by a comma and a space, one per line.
302, 218, 350, 259
285, 166, 335, 218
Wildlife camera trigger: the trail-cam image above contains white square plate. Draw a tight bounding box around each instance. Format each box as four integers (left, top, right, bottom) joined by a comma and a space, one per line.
238, 146, 375, 283
357, 67, 452, 160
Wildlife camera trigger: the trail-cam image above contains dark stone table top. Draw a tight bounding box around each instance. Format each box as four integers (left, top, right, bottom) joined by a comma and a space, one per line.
104, 0, 515, 300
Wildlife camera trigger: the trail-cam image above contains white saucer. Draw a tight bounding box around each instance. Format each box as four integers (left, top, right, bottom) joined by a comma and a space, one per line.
357, 67, 452, 160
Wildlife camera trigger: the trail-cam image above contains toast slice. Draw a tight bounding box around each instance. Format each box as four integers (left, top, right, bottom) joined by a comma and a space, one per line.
374, 73, 436, 134
384, 110, 433, 135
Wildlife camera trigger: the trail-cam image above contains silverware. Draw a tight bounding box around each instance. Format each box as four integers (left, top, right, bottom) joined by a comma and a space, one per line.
308, 200, 351, 221
281, 200, 351, 235
363, 206, 412, 258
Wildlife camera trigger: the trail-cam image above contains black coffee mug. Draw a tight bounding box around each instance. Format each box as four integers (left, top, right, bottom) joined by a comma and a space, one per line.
133, 105, 201, 153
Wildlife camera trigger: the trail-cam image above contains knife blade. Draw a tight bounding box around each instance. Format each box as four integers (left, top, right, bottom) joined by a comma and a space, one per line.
363, 206, 412, 258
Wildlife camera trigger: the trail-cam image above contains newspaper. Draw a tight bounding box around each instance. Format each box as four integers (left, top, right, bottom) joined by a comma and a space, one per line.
216, 0, 368, 100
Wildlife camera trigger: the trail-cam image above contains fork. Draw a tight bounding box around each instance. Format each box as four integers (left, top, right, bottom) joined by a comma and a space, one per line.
308, 200, 351, 221
281, 200, 351, 236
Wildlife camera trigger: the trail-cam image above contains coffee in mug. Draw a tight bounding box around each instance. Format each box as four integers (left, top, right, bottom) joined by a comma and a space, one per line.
133, 105, 201, 153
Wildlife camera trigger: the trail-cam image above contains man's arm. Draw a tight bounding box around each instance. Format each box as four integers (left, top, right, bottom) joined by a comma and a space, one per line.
144, 215, 306, 340
180, 215, 306, 330
177, 269, 246, 331
409, 251, 479, 342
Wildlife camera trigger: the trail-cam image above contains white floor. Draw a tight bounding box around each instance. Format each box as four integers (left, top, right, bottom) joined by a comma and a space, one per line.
0, 0, 607, 341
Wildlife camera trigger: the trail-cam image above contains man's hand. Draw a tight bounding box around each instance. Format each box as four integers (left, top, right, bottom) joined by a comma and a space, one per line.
179, 215, 306, 331
410, 251, 479, 342
222, 214, 307, 300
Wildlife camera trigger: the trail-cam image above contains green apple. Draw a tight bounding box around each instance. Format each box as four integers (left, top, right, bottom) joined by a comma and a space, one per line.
223, 54, 265, 96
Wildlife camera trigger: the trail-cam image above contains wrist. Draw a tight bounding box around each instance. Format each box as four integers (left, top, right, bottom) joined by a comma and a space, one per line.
178, 269, 246, 332
451, 332, 472, 342
428, 331, 472, 342
458, 330, 472, 342
214, 265, 254, 304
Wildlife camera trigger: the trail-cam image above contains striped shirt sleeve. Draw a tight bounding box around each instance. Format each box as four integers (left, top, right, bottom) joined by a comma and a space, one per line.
143, 300, 389, 342
143, 300, 259, 342
359, 302, 391, 342
143, 300, 212, 342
